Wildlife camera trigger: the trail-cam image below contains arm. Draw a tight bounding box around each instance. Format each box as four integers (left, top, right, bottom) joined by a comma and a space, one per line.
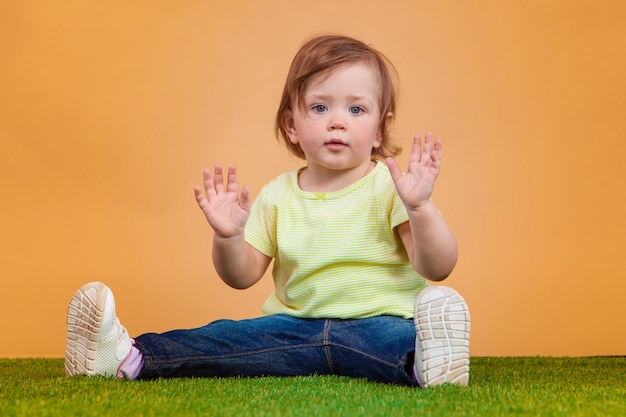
387, 133, 458, 281
194, 164, 271, 289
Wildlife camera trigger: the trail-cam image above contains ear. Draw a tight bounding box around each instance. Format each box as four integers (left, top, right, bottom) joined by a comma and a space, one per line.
282, 110, 299, 144
384, 112, 394, 135
374, 112, 393, 148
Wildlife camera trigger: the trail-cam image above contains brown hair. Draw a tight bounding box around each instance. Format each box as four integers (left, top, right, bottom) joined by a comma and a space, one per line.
275, 34, 401, 160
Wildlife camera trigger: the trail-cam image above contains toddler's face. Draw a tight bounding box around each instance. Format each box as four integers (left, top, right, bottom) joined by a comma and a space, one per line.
285, 63, 387, 175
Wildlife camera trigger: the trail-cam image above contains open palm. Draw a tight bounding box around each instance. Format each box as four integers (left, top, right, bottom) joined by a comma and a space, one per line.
194, 164, 251, 238
387, 133, 442, 211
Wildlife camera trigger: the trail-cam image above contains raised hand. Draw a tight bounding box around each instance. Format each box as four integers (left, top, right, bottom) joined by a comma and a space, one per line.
387, 133, 442, 211
194, 164, 251, 238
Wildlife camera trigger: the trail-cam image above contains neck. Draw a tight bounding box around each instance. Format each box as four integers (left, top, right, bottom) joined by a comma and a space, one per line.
298, 161, 376, 193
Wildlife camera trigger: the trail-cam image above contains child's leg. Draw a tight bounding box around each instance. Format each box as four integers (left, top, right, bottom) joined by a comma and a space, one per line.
315, 316, 419, 386
134, 315, 336, 380
413, 286, 471, 387
295, 289, 471, 388
65, 282, 336, 380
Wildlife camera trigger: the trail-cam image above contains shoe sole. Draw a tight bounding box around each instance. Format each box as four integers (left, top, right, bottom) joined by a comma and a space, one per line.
414, 286, 470, 387
65, 282, 109, 376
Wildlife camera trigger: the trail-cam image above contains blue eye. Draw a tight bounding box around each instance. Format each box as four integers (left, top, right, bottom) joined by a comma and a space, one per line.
349, 106, 364, 114
312, 104, 327, 112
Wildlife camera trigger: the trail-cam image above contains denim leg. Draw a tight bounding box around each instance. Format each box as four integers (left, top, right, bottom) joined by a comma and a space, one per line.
324, 316, 418, 386
134, 315, 332, 380
134, 314, 417, 386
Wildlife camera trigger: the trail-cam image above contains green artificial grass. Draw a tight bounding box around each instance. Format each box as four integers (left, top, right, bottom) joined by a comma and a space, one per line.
1, 357, 624, 416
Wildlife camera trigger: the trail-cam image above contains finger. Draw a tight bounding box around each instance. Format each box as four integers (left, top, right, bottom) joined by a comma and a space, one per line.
239, 185, 251, 212
226, 164, 238, 193
432, 139, 443, 162
202, 168, 216, 197
386, 157, 404, 183
422, 132, 434, 161
194, 185, 207, 206
409, 134, 422, 163
213, 164, 225, 193
194, 185, 213, 214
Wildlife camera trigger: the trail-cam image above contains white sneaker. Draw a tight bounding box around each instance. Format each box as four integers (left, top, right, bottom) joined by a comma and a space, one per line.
413, 286, 470, 387
65, 282, 133, 378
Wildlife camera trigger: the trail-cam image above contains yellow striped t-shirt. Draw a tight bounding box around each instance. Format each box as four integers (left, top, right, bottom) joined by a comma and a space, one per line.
244, 161, 427, 319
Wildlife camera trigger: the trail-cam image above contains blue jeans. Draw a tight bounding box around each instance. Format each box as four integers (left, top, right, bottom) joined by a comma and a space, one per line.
134, 314, 418, 386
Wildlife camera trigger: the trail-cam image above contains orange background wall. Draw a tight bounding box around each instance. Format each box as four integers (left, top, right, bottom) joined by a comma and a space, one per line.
1, 0, 625, 358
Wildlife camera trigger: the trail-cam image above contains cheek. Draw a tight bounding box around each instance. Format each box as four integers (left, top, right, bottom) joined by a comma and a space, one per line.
360, 122, 383, 144
292, 119, 319, 141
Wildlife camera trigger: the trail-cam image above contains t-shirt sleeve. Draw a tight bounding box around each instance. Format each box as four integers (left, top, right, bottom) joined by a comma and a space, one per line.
389, 194, 442, 231
388, 186, 410, 230
244, 185, 277, 258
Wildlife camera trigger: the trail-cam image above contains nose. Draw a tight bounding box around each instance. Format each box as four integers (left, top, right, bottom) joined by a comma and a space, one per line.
327, 110, 346, 130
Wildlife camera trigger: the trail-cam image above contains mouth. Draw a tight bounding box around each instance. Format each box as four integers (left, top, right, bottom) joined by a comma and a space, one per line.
324, 139, 348, 146
325, 139, 348, 150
